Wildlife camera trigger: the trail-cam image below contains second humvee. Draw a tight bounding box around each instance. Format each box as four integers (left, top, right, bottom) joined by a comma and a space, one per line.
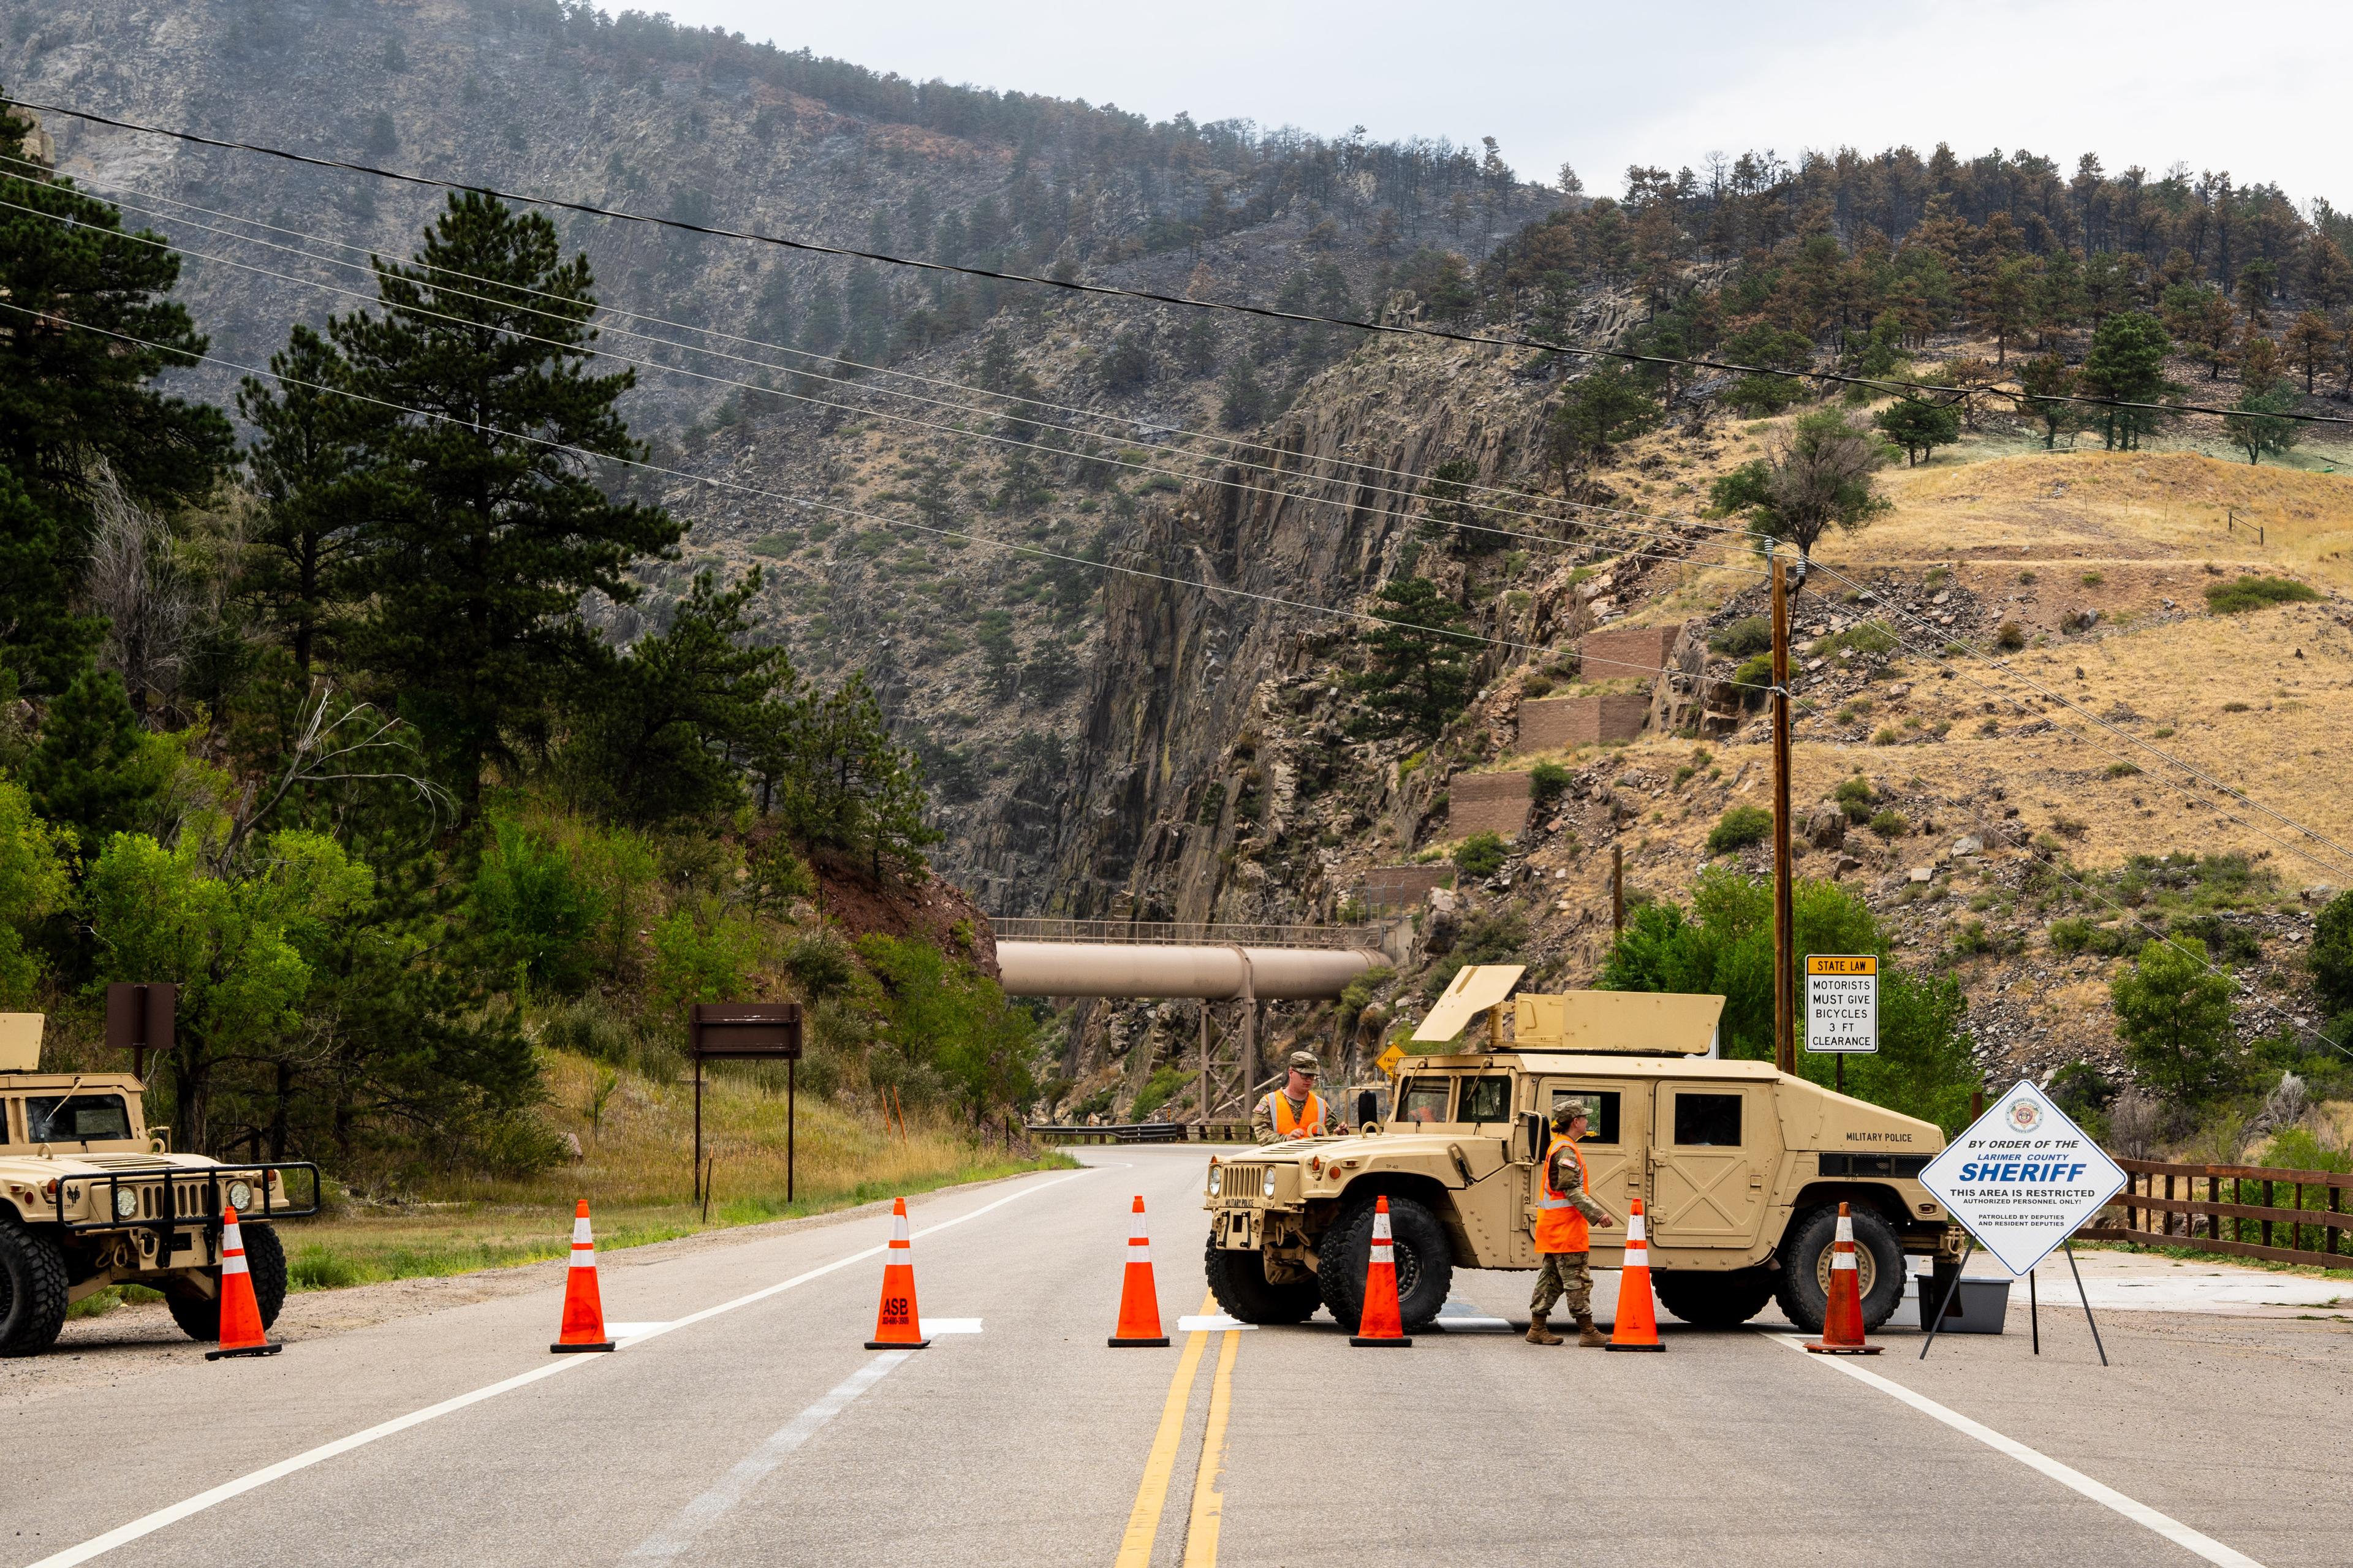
1203, 967, 1961, 1335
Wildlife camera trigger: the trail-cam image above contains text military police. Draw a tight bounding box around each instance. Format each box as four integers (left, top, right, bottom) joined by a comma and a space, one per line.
1251, 1051, 1347, 1142
1529, 1099, 1615, 1347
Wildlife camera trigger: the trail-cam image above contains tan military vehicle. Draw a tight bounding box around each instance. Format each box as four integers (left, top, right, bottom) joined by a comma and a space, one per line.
1203, 968, 1961, 1335
0, 1015, 319, 1357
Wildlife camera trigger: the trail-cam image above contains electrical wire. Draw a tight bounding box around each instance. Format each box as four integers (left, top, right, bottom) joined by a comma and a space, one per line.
17, 96, 2353, 428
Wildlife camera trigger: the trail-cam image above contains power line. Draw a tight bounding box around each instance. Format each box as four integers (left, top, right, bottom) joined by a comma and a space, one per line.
19, 96, 2353, 428
0, 297, 1758, 691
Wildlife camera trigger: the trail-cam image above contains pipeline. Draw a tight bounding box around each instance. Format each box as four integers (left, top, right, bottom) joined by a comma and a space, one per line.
995, 941, 1384, 1001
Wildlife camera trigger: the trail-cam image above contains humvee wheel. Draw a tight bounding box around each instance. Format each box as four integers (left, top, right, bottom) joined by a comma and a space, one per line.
1773, 1205, 1904, 1334
167, 1223, 289, 1343
1654, 1267, 1775, 1328
0, 1219, 69, 1358
1202, 1233, 1322, 1324
1318, 1196, 1453, 1334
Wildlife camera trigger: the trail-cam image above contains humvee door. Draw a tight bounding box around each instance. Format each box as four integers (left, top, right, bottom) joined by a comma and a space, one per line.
1649, 1081, 1784, 1249
1531, 1077, 1651, 1265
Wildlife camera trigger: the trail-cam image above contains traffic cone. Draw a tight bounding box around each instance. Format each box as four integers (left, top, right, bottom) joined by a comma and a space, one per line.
1805, 1202, 1882, 1355
1108, 1195, 1170, 1347
550, 1199, 616, 1352
1349, 1195, 1412, 1347
203, 1206, 282, 1360
865, 1197, 931, 1349
1607, 1198, 1664, 1351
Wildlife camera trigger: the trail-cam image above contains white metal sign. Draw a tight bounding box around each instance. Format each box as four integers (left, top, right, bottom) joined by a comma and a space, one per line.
1804, 954, 1878, 1054
1920, 1080, 2126, 1276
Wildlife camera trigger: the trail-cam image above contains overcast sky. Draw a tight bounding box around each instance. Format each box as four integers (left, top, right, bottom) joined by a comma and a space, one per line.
645, 0, 2342, 210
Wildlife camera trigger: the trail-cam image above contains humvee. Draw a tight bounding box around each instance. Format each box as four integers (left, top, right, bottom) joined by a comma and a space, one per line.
0, 1015, 319, 1357
1203, 968, 1961, 1335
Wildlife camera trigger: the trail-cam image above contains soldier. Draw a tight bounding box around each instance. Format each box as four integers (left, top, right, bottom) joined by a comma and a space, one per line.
1251, 1050, 1343, 1142
1528, 1099, 1615, 1347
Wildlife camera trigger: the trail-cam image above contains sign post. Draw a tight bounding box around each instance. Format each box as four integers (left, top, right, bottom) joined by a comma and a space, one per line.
1918, 1080, 2125, 1363
1803, 954, 1877, 1092
688, 1003, 805, 1204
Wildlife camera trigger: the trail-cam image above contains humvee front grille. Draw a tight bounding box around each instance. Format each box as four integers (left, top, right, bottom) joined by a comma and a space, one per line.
1220, 1164, 1268, 1203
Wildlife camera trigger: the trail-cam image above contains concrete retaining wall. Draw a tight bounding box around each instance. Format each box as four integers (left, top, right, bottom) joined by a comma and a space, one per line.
1518, 692, 1650, 751
1447, 771, 1533, 838
1360, 865, 1454, 909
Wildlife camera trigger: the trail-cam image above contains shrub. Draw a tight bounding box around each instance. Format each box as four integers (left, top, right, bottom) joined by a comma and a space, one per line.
2080, 570, 2105, 587
2105, 761, 2142, 778
2112, 938, 2245, 1106
2205, 575, 2319, 614
1868, 809, 1909, 839
1453, 831, 1508, 879
1993, 621, 2027, 651
2221, 700, 2251, 713
1521, 674, 1555, 699
1730, 653, 1773, 708
1834, 776, 1875, 822
2314, 892, 2353, 1018
1529, 760, 1574, 810
1131, 1063, 1190, 1120
1707, 805, 1773, 855
1709, 615, 1771, 657
1870, 726, 1901, 746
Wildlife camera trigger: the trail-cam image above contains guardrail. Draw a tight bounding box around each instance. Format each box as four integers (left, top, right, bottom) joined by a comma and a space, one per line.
991, 918, 1384, 950
2077, 1156, 2353, 1270
1028, 1121, 1257, 1145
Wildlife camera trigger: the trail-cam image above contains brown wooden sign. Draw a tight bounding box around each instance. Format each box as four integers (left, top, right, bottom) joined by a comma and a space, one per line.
105, 982, 177, 1075
689, 1002, 804, 1059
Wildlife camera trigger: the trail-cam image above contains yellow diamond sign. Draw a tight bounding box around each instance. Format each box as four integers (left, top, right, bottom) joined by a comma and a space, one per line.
1373, 1041, 1405, 1078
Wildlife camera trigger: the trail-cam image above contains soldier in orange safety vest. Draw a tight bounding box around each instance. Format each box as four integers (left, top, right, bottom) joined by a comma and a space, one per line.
1528, 1099, 1615, 1347
1251, 1051, 1346, 1143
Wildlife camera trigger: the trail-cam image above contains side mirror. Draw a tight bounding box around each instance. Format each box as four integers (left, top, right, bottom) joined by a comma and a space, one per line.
1517, 1111, 1547, 1163
1356, 1089, 1380, 1127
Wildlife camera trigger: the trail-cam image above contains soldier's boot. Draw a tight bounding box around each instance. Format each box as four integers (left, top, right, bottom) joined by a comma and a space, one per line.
1525, 1313, 1564, 1346
1575, 1312, 1608, 1348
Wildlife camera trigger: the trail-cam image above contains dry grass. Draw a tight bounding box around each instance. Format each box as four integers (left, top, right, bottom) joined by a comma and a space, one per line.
274, 1050, 1071, 1292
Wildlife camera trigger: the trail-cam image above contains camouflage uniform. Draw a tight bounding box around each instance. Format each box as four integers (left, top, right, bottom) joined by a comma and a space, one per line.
1529, 1123, 1613, 1341
1250, 1051, 1340, 1143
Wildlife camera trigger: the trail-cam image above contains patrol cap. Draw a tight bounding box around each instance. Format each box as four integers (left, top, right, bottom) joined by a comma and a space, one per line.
1551, 1099, 1591, 1129
1286, 1050, 1321, 1077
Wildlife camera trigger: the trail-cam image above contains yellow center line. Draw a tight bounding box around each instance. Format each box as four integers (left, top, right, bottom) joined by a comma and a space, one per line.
1179, 1328, 1241, 1568
1113, 1291, 1216, 1568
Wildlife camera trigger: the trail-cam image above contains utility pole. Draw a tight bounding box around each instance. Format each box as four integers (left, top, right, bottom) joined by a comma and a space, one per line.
1770, 547, 1797, 1077
1611, 843, 1624, 935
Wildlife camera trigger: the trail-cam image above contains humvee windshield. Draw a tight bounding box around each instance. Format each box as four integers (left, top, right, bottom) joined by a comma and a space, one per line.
1396, 1077, 1452, 1124
1457, 1075, 1511, 1124
26, 1094, 132, 1143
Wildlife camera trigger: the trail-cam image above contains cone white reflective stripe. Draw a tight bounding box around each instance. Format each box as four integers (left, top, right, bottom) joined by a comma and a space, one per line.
892, 1208, 912, 1243
1626, 1210, 1646, 1244
1836, 1211, 1854, 1246
1373, 1208, 1393, 1240
1128, 1232, 1152, 1263
1832, 1243, 1857, 1271
222, 1250, 249, 1276
573, 1213, 594, 1246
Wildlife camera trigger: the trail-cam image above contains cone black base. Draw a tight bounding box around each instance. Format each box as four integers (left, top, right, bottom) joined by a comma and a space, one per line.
1108, 1336, 1170, 1347
205, 1341, 283, 1360
866, 1338, 931, 1349
1804, 1343, 1882, 1355
550, 1340, 616, 1353
1349, 1336, 1412, 1347
1605, 1343, 1666, 1352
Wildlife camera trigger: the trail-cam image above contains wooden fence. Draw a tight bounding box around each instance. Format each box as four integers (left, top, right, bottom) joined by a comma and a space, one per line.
2078, 1157, 2353, 1270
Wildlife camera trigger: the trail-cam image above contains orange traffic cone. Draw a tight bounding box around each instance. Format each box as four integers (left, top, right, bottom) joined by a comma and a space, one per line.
203, 1206, 282, 1360
550, 1199, 616, 1353
866, 1197, 930, 1349
1349, 1195, 1412, 1347
1108, 1195, 1170, 1347
1607, 1198, 1664, 1351
1805, 1202, 1882, 1355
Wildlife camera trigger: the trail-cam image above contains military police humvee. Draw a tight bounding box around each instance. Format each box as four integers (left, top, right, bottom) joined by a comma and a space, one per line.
1203, 968, 1961, 1335
0, 1015, 319, 1357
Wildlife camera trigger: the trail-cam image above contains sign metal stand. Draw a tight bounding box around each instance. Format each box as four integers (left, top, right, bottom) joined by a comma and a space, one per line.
688, 1002, 805, 1203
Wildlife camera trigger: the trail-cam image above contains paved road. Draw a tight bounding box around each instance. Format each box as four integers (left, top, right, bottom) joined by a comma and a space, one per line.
6, 1147, 2344, 1568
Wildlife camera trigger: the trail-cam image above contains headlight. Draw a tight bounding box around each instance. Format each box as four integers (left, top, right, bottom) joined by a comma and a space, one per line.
1262, 1168, 1278, 1199
225, 1180, 254, 1212
114, 1187, 140, 1219
1208, 1166, 1222, 1197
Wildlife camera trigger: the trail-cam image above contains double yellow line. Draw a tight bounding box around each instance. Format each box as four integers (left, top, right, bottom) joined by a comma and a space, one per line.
1114, 1292, 1241, 1568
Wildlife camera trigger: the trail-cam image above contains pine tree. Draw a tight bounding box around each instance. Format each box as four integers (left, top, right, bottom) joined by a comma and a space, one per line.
2081, 312, 2173, 449
25, 667, 164, 850
1347, 579, 1474, 741
326, 193, 681, 812
238, 327, 363, 673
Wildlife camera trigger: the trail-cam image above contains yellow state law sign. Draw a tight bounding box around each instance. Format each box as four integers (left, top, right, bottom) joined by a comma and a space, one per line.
1803, 953, 1879, 1053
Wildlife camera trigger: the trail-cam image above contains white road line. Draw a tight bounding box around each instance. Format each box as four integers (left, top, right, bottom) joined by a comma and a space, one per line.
20, 1168, 1096, 1568
1768, 1334, 2264, 1568
624, 1352, 912, 1563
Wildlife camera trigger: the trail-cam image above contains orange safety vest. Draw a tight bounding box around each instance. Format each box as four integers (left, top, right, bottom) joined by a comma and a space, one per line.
1267, 1091, 1326, 1137
1535, 1134, 1591, 1254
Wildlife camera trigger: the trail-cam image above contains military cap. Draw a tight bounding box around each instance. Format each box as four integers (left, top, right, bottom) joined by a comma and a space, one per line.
1286, 1050, 1321, 1077
1551, 1099, 1591, 1129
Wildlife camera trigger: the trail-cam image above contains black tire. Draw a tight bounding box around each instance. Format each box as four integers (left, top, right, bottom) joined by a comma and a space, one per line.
1773, 1205, 1904, 1334
167, 1223, 289, 1343
1202, 1233, 1322, 1325
1317, 1195, 1454, 1334
1654, 1267, 1776, 1328
0, 1220, 69, 1358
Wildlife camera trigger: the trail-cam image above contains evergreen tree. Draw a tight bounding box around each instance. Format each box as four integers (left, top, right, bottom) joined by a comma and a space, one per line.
2080, 311, 2173, 449
0, 99, 231, 693
2017, 354, 2082, 448
238, 326, 364, 672
773, 673, 938, 880
24, 666, 166, 850
1871, 398, 1962, 465
2222, 383, 2302, 466
1348, 578, 1474, 741
325, 193, 680, 812
1544, 368, 1662, 493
